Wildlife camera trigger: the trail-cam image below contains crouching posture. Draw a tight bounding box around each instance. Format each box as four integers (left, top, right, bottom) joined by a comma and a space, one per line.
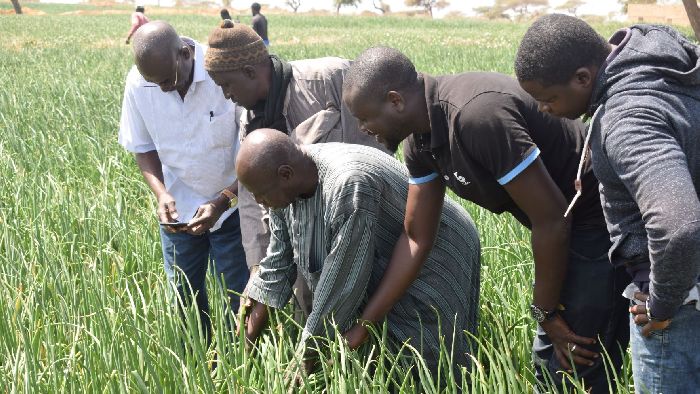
238, 129, 481, 377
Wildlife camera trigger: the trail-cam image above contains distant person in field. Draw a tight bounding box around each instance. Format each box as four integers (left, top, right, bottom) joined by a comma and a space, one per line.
343, 47, 631, 393
118, 21, 249, 342
125, 5, 149, 45
220, 8, 231, 21
516, 14, 700, 394
238, 128, 480, 377
203, 20, 388, 318
250, 2, 268, 46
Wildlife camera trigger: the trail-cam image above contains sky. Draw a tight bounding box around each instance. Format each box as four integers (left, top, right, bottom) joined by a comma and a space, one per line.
257, 0, 626, 18
40, 0, 681, 19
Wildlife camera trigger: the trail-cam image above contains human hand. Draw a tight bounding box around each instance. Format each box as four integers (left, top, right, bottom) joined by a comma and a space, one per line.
283, 346, 313, 393
237, 265, 259, 318
157, 193, 181, 233
343, 323, 369, 350
242, 300, 269, 349
187, 197, 228, 235
629, 292, 672, 337
540, 314, 598, 371
302, 357, 317, 375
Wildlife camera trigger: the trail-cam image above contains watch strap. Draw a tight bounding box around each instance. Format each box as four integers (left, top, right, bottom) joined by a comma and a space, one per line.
220, 188, 238, 209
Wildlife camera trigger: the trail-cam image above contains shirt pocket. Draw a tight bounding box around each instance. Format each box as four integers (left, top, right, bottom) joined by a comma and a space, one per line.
205, 108, 238, 149
178, 111, 237, 196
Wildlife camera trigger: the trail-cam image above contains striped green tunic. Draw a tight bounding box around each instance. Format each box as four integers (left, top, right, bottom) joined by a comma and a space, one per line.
247, 143, 481, 371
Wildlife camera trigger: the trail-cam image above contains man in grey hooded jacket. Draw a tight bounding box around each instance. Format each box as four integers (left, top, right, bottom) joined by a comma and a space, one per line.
515, 14, 700, 393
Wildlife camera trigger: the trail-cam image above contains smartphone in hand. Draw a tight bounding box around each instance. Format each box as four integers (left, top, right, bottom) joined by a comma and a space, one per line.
159, 221, 188, 228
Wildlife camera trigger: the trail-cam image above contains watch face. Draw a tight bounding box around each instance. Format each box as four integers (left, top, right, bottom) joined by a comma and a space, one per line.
530, 304, 545, 323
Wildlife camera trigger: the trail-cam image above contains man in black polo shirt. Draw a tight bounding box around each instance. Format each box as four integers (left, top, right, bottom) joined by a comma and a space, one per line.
341, 46, 630, 392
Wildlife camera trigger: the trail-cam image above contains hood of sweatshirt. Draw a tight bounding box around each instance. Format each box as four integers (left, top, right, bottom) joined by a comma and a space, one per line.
589, 24, 700, 116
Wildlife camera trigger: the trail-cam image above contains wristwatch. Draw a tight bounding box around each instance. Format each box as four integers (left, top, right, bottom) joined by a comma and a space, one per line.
220, 188, 238, 209
530, 304, 558, 323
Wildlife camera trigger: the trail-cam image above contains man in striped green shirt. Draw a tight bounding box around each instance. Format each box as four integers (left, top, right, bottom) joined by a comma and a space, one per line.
238, 128, 481, 375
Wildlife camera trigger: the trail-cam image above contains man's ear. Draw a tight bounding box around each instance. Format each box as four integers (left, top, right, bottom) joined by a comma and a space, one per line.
278, 164, 294, 181
243, 65, 257, 80
179, 45, 192, 60
386, 91, 405, 112
573, 67, 595, 88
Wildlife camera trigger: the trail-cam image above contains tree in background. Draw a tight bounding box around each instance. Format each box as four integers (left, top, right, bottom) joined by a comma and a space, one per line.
555, 0, 584, 16
404, 0, 450, 18
286, 0, 303, 13
334, 0, 360, 14
11, 0, 22, 14
682, 0, 700, 41
499, 0, 549, 20
475, 0, 548, 20
373, 0, 390, 14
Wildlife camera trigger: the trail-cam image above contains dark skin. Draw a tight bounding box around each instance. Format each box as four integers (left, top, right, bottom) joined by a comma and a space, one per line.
135, 150, 237, 235
235, 129, 319, 374
208, 60, 272, 109
519, 63, 671, 338
343, 78, 598, 370
137, 42, 195, 100
133, 25, 238, 234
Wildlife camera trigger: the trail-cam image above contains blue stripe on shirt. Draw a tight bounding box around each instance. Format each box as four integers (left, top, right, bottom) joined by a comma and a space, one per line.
409, 172, 439, 185
497, 148, 541, 185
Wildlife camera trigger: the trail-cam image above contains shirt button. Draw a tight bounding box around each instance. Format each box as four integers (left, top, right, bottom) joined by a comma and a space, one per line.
443, 175, 450, 180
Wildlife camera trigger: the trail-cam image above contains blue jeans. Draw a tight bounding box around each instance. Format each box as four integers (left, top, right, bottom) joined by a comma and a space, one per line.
534, 227, 631, 393
161, 211, 249, 339
630, 302, 700, 393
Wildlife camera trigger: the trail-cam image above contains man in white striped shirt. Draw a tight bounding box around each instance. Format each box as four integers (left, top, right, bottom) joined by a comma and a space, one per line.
238, 128, 481, 377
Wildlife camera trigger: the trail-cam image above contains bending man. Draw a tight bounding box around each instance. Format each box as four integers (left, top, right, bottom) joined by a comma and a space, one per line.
204, 20, 387, 315
343, 47, 630, 393
239, 129, 481, 376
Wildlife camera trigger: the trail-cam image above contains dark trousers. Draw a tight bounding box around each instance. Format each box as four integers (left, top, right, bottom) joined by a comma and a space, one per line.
533, 227, 631, 393
160, 211, 249, 341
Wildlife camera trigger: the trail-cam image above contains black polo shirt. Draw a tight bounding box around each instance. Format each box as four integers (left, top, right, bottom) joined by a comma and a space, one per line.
404, 73, 604, 228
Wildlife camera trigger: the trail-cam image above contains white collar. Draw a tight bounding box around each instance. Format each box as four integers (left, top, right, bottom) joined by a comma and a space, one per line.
182, 37, 206, 84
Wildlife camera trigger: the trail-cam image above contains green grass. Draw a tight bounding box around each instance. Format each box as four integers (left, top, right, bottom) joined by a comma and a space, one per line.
0, 9, 645, 392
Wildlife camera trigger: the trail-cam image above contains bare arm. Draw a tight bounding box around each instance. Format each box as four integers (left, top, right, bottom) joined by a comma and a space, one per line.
125, 15, 140, 43
343, 178, 445, 348
245, 300, 270, 343
188, 179, 240, 235
503, 158, 569, 310
504, 158, 597, 368
135, 151, 179, 225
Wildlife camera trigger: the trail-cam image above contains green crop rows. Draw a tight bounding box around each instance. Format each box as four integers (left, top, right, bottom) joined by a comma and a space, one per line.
1, 5, 637, 392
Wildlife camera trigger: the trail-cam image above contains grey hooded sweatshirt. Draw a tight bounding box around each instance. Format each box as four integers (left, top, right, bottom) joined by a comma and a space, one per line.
588, 25, 700, 321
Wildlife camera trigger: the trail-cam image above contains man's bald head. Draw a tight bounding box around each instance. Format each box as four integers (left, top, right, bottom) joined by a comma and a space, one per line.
237, 129, 301, 181
132, 20, 182, 68
237, 129, 314, 209
131, 21, 193, 93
